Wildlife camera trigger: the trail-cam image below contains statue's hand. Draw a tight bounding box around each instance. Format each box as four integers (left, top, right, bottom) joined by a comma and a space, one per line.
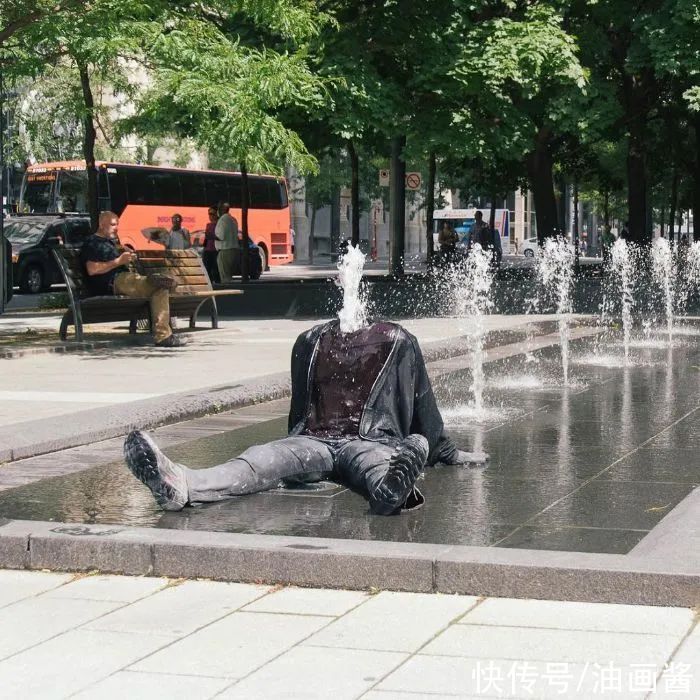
444, 450, 489, 466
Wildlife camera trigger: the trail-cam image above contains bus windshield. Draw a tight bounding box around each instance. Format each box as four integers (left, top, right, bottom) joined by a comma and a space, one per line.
21, 171, 56, 213
56, 169, 88, 212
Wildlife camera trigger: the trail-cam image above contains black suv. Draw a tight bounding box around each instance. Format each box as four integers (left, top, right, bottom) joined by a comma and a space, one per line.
7, 215, 92, 293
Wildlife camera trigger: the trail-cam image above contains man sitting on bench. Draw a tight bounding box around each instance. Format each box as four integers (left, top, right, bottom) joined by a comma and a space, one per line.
80, 211, 183, 348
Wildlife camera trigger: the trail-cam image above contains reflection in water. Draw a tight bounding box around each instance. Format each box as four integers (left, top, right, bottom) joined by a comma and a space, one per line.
620, 365, 632, 452
663, 346, 674, 424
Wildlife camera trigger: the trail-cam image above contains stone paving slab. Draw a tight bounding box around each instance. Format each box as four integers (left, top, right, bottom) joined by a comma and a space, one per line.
132, 610, 332, 679
0, 570, 695, 699
73, 670, 231, 700
0, 569, 72, 608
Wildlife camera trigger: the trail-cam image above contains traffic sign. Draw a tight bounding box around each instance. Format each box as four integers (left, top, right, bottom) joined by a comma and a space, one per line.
379, 169, 390, 187
405, 172, 422, 191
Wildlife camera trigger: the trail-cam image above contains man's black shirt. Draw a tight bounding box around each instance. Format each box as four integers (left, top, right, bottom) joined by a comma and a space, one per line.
80, 234, 127, 296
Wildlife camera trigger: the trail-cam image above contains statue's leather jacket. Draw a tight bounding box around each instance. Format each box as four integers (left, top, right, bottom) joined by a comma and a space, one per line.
288, 320, 458, 466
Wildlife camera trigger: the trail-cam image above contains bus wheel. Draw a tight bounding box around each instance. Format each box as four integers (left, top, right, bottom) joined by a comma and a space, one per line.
257, 244, 268, 272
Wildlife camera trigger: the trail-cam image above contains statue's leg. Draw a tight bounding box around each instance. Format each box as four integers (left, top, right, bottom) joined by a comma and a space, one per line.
337, 436, 429, 515
124, 431, 333, 510
185, 436, 334, 503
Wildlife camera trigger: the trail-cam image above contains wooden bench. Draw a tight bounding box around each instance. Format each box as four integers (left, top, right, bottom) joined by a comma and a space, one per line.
53, 248, 243, 341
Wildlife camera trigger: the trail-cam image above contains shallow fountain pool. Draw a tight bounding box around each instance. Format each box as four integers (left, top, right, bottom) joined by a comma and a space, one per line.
1, 339, 699, 554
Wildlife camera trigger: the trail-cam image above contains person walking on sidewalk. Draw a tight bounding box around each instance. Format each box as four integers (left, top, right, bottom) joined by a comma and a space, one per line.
80, 211, 183, 348
215, 202, 239, 281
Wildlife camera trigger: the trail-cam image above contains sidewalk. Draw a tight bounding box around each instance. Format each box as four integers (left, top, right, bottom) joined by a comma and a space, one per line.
0, 569, 696, 699
0, 314, 535, 429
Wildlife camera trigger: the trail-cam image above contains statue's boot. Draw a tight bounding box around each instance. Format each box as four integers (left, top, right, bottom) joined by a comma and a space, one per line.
370, 434, 429, 515
124, 430, 188, 511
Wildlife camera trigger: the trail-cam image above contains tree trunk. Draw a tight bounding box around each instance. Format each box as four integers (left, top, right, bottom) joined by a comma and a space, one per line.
389, 135, 406, 276
573, 175, 580, 272
309, 205, 316, 264
426, 151, 436, 264
78, 61, 98, 230
604, 188, 610, 230
330, 186, 341, 257
660, 203, 665, 238
240, 161, 250, 282
669, 166, 679, 243
526, 128, 558, 242
555, 172, 567, 234
693, 113, 700, 242
348, 140, 360, 247
626, 128, 648, 244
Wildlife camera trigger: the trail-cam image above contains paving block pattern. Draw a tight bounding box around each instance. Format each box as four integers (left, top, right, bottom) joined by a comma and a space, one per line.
0, 571, 696, 700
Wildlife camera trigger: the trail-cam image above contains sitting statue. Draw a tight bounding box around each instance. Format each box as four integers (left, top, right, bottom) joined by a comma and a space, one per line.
124, 319, 488, 515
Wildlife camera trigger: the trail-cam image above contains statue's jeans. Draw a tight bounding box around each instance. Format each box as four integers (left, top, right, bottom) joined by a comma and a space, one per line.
185, 435, 399, 511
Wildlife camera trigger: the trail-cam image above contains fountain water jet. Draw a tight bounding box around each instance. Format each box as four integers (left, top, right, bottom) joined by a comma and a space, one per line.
537, 237, 575, 384
451, 244, 495, 413
609, 239, 635, 362
651, 238, 676, 345
336, 243, 369, 333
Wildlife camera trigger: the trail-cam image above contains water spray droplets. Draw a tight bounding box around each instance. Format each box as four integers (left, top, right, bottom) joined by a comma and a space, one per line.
336, 243, 369, 333
537, 237, 575, 385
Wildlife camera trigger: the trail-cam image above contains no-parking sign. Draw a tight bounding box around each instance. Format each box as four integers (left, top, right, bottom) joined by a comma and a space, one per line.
405, 172, 422, 190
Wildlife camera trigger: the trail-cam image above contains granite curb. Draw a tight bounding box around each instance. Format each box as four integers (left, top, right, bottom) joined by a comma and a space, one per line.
0, 372, 291, 464
1, 519, 698, 606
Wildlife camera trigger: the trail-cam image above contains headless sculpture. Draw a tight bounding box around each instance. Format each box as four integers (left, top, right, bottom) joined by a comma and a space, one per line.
124, 320, 487, 515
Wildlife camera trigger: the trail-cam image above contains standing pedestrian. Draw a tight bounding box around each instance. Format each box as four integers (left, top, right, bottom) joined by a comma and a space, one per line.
202, 206, 220, 283
166, 213, 191, 250
215, 202, 239, 281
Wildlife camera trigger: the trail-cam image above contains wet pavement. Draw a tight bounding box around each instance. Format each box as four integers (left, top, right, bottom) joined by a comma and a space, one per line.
0, 336, 698, 555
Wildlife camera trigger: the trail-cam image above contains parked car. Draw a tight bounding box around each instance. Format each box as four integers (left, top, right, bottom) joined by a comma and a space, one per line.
7, 215, 92, 293
521, 236, 538, 258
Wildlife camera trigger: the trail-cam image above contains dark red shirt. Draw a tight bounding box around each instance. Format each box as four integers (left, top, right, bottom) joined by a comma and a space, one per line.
304, 322, 396, 439
204, 222, 217, 252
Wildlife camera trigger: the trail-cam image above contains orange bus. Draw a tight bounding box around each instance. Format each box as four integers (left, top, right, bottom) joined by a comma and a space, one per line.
19, 160, 293, 269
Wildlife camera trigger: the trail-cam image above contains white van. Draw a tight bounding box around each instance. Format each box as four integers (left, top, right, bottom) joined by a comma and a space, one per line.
521, 237, 538, 257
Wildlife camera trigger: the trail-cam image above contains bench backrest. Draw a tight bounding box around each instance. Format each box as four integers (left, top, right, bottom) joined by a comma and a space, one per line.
54, 247, 213, 298
54, 247, 90, 299
136, 250, 213, 294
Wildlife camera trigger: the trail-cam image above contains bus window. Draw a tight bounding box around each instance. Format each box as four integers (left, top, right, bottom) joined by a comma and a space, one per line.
56, 169, 88, 213
227, 175, 242, 207
22, 172, 56, 212
249, 177, 285, 209
150, 170, 181, 205
108, 170, 128, 215
126, 169, 154, 204
203, 174, 229, 208
180, 172, 208, 207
